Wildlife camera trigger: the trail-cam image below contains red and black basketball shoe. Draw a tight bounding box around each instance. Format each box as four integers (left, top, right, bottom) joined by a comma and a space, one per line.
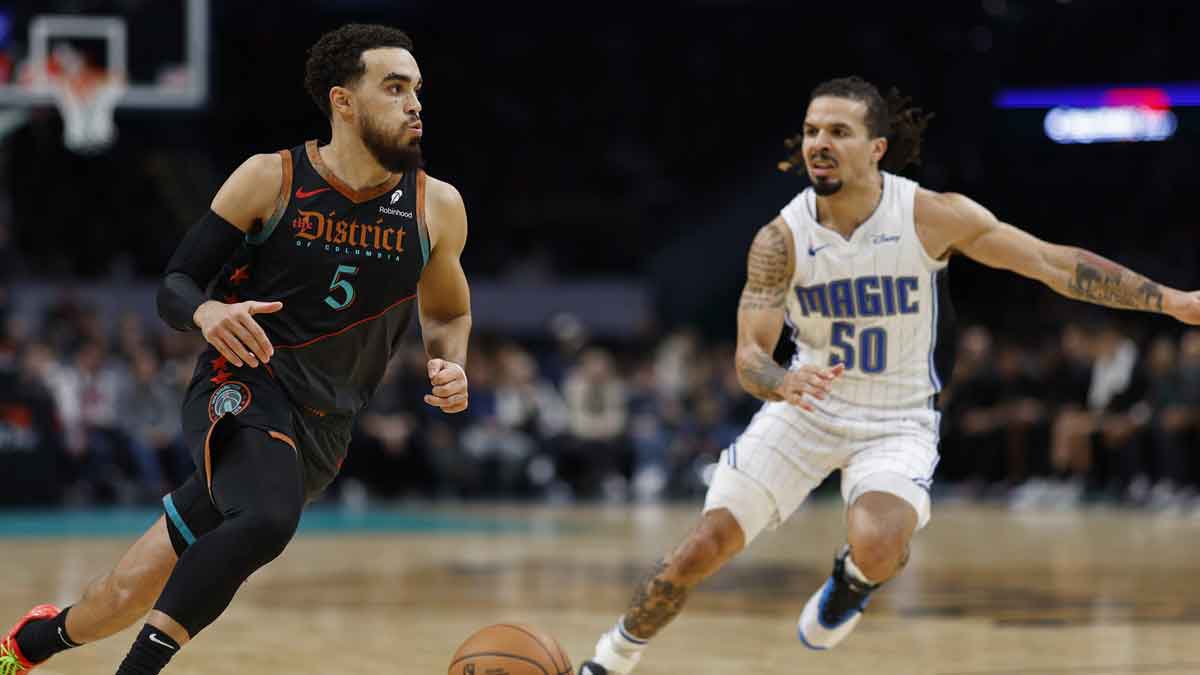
0, 604, 61, 675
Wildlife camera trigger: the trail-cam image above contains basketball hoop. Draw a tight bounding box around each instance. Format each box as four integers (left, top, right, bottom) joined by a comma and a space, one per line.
0, 4, 209, 153
44, 45, 126, 154
50, 72, 125, 154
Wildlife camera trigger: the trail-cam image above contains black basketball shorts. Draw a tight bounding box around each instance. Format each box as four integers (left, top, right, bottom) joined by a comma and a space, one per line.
161, 348, 353, 554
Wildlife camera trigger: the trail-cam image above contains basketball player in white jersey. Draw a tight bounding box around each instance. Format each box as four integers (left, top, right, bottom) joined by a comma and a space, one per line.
577, 76, 1200, 675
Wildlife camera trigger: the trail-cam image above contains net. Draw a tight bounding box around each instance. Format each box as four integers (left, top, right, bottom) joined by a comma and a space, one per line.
44, 46, 126, 153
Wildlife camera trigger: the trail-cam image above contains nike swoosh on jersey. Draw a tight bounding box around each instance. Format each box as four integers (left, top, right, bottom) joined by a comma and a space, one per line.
295, 186, 332, 199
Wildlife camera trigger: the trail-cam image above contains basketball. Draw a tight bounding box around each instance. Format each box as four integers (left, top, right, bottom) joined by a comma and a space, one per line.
447, 623, 573, 675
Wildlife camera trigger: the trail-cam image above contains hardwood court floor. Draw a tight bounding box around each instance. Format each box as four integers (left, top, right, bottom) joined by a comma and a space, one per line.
4, 502, 1200, 674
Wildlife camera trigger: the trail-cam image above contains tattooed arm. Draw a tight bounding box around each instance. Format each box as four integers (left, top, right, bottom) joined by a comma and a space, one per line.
915, 189, 1200, 323
734, 218, 794, 401
734, 218, 844, 406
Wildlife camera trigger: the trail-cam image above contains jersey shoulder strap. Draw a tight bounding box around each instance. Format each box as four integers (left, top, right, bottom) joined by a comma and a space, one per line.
779, 188, 813, 234
884, 172, 945, 272
246, 147, 295, 245
415, 169, 431, 266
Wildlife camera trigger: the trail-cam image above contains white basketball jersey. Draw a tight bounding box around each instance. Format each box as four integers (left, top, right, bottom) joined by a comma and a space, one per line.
779, 172, 954, 413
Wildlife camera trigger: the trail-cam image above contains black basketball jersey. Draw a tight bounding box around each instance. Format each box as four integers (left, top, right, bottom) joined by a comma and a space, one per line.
209, 140, 430, 415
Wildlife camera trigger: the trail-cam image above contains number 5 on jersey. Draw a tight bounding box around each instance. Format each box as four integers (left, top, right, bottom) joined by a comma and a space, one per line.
325, 264, 359, 311
830, 322, 887, 374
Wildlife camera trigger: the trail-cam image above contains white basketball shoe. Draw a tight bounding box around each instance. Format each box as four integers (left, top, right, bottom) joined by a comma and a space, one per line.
797, 546, 878, 650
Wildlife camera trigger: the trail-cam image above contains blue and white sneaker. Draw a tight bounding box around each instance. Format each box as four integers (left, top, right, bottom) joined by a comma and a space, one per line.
578, 629, 641, 675
797, 547, 877, 650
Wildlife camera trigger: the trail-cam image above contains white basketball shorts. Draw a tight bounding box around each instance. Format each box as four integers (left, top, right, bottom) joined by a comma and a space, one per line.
703, 399, 939, 545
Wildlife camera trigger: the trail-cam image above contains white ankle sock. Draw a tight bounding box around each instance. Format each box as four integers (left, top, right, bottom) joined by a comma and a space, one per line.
844, 553, 876, 586
610, 618, 649, 655
590, 619, 647, 674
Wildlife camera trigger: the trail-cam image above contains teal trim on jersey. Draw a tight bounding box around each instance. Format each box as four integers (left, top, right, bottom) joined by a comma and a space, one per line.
246, 209, 285, 245
162, 494, 196, 547
418, 223, 430, 268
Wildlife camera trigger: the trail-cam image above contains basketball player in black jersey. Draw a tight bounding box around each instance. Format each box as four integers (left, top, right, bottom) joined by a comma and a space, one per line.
0, 24, 471, 675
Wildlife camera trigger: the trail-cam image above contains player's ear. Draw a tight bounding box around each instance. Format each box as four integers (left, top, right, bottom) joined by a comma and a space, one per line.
329, 86, 354, 119
872, 137, 888, 166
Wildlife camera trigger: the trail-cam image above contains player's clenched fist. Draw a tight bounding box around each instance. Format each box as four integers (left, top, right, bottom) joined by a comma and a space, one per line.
775, 363, 844, 411
425, 358, 469, 413
194, 299, 282, 368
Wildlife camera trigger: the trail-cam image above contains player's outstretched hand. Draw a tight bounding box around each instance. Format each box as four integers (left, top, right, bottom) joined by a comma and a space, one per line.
194, 299, 282, 368
1167, 291, 1200, 325
425, 358, 469, 413
777, 363, 845, 411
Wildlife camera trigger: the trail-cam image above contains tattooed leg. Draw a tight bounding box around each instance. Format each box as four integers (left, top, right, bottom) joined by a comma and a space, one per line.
582, 516, 744, 675
621, 560, 688, 640
620, 510, 746, 640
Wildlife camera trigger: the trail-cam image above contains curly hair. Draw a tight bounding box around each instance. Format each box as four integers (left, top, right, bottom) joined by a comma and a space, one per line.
778, 75, 934, 175
304, 24, 414, 120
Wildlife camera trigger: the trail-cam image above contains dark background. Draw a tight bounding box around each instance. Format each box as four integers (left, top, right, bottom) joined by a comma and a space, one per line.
3, 0, 1197, 338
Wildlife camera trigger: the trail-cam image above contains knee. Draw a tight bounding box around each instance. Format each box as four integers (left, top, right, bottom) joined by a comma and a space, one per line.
236, 504, 301, 563
847, 522, 909, 582
670, 512, 744, 583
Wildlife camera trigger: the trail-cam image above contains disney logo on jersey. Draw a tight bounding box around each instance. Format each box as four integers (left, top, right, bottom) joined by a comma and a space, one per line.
292, 210, 408, 253
871, 234, 901, 245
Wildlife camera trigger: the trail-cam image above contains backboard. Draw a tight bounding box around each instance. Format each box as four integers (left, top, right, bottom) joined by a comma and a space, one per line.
0, 0, 209, 153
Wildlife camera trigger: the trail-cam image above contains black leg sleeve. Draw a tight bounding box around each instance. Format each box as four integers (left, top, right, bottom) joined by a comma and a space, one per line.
152, 427, 304, 636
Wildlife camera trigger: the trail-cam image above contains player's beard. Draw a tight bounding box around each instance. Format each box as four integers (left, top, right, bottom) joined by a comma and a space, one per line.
811, 176, 843, 196
808, 150, 842, 195
360, 114, 423, 173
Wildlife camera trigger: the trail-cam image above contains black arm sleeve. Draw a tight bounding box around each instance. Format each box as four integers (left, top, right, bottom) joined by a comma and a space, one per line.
156, 210, 246, 331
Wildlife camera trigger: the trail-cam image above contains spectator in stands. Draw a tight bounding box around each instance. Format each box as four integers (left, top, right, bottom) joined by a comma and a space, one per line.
653, 329, 699, 404
939, 325, 1001, 491
561, 347, 629, 499
53, 340, 157, 503
115, 311, 149, 363
1050, 321, 1147, 504
455, 343, 568, 497
667, 390, 734, 498
627, 357, 678, 501
0, 327, 62, 505
1133, 333, 1200, 509
119, 347, 191, 494
341, 353, 432, 501
992, 340, 1051, 490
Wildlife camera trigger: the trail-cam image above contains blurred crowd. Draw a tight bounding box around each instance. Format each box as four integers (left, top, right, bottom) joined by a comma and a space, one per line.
939, 321, 1200, 512
4, 290, 1200, 514
0, 294, 760, 506
339, 327, 759, 505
